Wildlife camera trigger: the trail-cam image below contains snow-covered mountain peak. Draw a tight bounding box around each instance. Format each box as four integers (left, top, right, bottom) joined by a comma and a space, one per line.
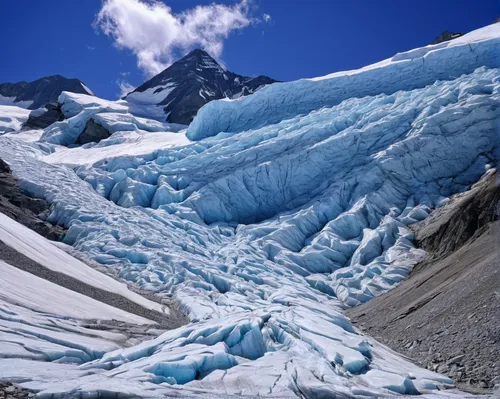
126, 48, 277, 125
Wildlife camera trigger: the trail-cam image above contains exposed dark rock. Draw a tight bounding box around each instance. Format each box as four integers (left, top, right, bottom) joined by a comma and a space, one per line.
127, 49, 277, 125
76, 119, 111, 145
0, 158, 64, 241
0, 75, 93, 110
431, 30, 464, 45
0, 382, 34, 398
0, 159, 10, 174
411, 168, 499, 268
347, 169, 500, 394
23, 102, 64, 129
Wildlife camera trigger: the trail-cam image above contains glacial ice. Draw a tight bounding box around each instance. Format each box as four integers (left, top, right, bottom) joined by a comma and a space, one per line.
0, 273, 138, 368
0, 24, 498, 398
187, 24, 500, 140
40, 91, 185, 146
71, 66, 499, 308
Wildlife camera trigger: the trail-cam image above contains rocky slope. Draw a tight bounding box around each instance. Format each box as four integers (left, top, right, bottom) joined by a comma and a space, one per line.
0, 75, 93, 110
126, 49, 277, 124
347, 168, 500, 394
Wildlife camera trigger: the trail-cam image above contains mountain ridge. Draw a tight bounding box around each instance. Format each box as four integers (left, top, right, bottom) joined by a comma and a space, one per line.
0, 75, 93, 110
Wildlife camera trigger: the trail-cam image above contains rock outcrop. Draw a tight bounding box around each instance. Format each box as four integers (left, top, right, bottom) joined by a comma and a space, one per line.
23, 102, 64, 129
431, 30, 464, 45
76, 119, 111, 145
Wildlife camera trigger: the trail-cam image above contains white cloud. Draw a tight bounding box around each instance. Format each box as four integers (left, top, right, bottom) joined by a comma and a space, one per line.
87, 45, 96, 51
263, 13, 271, 23
116, 79, 136, 98
94, 0, 258, 77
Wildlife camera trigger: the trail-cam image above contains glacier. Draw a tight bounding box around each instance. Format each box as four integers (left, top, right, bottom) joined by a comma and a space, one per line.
0, 23, 498, 398
187, 24, 500, 140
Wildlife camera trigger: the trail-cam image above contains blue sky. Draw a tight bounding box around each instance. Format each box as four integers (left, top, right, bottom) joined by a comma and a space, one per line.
0, 0, 498, 99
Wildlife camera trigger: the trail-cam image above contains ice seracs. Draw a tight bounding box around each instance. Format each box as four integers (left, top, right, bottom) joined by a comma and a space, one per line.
0, 24, 498, 398
39, 91, 185, 146
187, 23, 500, 140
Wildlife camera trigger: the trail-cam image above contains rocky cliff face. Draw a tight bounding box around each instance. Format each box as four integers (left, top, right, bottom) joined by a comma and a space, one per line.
23, 103, 64, 129
126, 49, 277, 125
76, 119, 111, 145
0, 75, 93, 110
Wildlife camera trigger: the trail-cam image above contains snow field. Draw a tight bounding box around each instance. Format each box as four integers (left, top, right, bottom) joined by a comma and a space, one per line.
0, 212, 167, 315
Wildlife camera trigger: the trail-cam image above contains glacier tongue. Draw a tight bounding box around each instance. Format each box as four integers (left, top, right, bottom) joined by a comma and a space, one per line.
73, 66, 499, 308
1, 24, 499, 398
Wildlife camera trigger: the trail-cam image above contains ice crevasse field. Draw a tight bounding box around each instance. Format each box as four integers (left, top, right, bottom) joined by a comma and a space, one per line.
0, 24, 499, 398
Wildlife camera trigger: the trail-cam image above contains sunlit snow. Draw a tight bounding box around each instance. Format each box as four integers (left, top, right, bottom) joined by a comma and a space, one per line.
0, 105, 30, 133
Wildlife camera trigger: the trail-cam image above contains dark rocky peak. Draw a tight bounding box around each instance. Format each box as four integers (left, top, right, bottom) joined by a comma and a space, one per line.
431, 30, 464, 45
133, 49, 225, 92
181, 48, 222, 66
0, 75, 93, 110
127, 49, 277, 125
24, 102, 64, 130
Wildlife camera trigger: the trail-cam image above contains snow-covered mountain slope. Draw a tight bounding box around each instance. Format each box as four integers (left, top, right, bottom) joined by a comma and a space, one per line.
126, 49, 277, 125
0, 74, 93, 110
0, 212, 166, 315
0, 259, 152, 324
0, 24, 498, 398
0, 105, 30, 133
187, 23, 500, 140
